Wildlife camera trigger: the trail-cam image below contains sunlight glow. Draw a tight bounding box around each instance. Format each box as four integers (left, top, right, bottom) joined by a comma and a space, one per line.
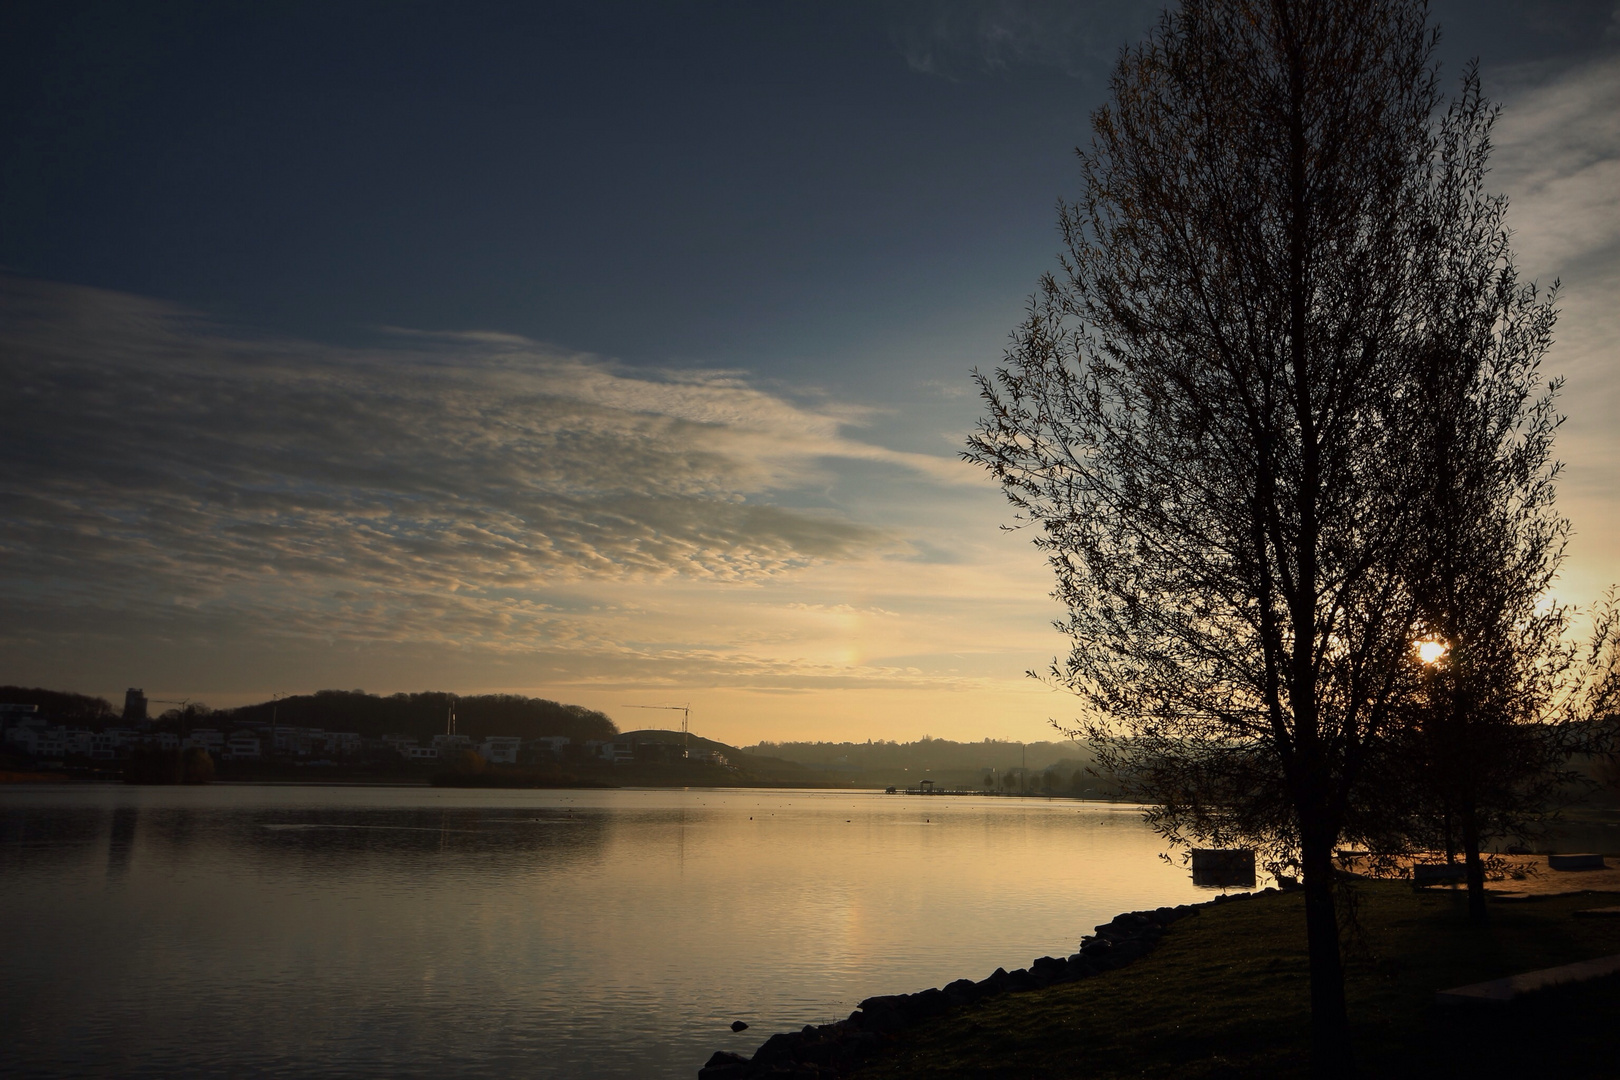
1416, 639, 1449, 666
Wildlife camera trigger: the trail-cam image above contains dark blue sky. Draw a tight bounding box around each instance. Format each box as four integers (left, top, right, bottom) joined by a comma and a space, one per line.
6, 1, 1613, 387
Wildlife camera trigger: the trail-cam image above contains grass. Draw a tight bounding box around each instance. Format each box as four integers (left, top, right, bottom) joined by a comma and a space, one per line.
849, 883, 1620, 1079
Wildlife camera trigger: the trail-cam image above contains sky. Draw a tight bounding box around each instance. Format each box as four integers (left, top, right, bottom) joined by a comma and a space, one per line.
3, 1, 1618, 745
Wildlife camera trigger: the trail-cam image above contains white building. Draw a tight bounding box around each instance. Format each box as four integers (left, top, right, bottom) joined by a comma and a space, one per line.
583, 740, 633, 763
182, 729, 225, 753
60, 728, 95, 755
35, 727, 66, 758
88, 730, 132, 759
323, 732, 362, 756
272, 727, 327, 756
5, 724, 52, 756
225, 732, 262, 759
477, 736, 522, 764
530, 736, 570, 756
405, 746, 439, 761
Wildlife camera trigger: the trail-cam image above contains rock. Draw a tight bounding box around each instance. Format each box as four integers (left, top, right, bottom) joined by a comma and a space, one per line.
907, 987, 949, 1019
750, 1030, 805, 1067
1031, 955, 1069, 981
1004, 968, 1037, 992
730, 1020, 749, 1032
977, 967, 1010, 994
853, 995, 908, 1032
944, 978, 981, 1006
698, 1049, 751, 1079
1111, 938, 1147, 961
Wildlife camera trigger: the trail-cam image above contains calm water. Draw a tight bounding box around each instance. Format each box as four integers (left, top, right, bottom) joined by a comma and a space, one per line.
0, 784, 1214, 1079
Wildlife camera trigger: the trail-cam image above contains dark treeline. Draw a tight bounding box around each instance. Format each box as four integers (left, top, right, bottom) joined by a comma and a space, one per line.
0, 686, 115, 722
747, 737, 1110, 793
0, 685, 618, 742
226, 690, 618, 742
750, 737, 1095, 774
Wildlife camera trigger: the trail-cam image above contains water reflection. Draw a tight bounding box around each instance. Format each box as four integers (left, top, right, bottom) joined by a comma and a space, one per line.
106, 804, 138, 882
1, 786, 1210, 1080
239, 805, 611, 874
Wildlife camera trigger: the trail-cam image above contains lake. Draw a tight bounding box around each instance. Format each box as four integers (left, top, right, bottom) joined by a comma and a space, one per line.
0, 784, 1215, 1079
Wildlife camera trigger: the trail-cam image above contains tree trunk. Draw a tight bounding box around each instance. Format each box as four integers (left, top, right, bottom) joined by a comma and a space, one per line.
1301, 830, 1351, 1078
1462, 805, 1488, 922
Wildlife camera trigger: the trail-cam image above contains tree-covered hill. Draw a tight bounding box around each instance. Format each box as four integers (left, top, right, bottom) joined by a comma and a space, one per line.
0, 686, 116, 722
221, 690, 618, 742
618, 728, 818, 782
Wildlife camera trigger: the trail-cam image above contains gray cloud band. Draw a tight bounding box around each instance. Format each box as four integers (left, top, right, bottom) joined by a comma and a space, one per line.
0, 279, 912, 647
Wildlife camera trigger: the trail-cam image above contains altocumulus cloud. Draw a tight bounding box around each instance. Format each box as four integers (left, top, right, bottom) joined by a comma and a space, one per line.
1489, 50, 1620, 601
0, 278, 960, 650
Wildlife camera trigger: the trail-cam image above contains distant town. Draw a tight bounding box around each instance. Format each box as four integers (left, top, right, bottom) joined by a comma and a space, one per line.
0, 687, 736, 777
0, 684, 1129, 793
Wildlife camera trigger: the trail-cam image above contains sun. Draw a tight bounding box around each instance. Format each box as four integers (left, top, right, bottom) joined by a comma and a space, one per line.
1416, 639, 1448, 665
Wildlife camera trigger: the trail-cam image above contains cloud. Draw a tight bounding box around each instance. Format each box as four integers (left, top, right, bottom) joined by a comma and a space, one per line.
0, 277, 973, 649
1488, 50, 1620, 605
1491, 54, 1620, 279
890, 0, 1157, 80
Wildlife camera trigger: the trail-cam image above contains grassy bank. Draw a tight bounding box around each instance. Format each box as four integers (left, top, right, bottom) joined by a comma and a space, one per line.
849, 883, 1620, 1079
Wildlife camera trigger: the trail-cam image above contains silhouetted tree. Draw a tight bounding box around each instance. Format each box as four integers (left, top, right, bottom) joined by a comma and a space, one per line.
1398, 162, 1574, 919
1380, 73, 1620, 921
966, 1, 1514, 1068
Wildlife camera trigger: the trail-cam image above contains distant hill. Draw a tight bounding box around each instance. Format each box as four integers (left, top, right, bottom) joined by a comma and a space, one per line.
618, 728, 820, 783
223, 690, 618, 742
0, 686, 116, 723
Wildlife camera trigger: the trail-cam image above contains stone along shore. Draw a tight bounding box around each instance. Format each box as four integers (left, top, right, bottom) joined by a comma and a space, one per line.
696, 892, 1271, 1078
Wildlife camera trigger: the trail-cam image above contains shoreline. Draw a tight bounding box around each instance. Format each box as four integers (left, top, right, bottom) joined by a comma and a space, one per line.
704, 854, 1620, 1079
0, 771, 1138, 798
698, 888, 1268, 1079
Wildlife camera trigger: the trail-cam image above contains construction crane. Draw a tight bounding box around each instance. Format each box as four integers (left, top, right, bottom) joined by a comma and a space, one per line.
622, 703, 691, 754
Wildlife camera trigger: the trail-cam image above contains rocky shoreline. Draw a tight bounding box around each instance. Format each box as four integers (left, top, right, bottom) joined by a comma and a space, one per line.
697, 890, 1273, 1079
